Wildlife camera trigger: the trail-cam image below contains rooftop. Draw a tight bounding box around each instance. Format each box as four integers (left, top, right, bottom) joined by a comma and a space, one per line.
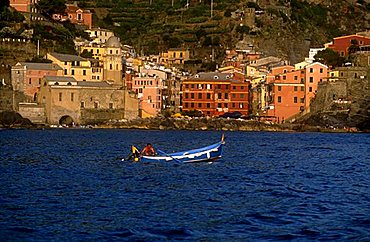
49, 53, 86, 62
18, 62, 63, 71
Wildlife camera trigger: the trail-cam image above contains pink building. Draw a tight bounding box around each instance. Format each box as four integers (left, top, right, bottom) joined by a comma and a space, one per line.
11, 62, 63, 101
131, 76, 163, 117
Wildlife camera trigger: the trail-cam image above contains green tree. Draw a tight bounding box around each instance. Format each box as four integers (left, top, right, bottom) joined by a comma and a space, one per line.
314, 48, 345, 68
36, 0, 66, 18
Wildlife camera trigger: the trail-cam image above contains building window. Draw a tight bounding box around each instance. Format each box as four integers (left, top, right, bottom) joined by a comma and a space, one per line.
185, 84, 189, 89
294, 86, 298, 91
320, 68, 323, 73
185, 103, 188, 108
109, 103, 113, 109
278, 96, 281, 103
59, 93, 62, 101
64, 69, 67, 75
309, 77, 313, 83
218, 103, 222, 108
300, 98, 304, 103
309, 87, 313, 92
207, 93, 211, 99
283, 75, 286, 80
29, 78, 32, 84
191, 93, 194, 99
224, 103, 228, 108
207, 103, 210, 108
301, 86, 304, 91
71, 93, 74, 102
110, 64, 112, 70
294, 76, 298, 80
241, 86, 244, 90
191, 84, 195, 89
310, 68, 313, 73
225, 93, 228, 99
198, 93, 202, 99
94, 101, 99, 108
116, 64, 119, 70
185, 93, 189, 99
278, 86, 282, 91
240, 94, 245, 99
39, 79, 41, 85
198, 103, 202, 108
218, 93, 222, 99
191, 103, 194, 108
83, 70, 86, 76
294, 97, 298, 103
71, 70, 75, 75
232, 94, 236, 98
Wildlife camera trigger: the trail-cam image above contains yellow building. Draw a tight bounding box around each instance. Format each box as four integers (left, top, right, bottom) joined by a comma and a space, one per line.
47, 52, 103, 82
38, 76, 138, 125
79, 36, 123, 85
160, 48, 190, 66
328, 70, 339, 82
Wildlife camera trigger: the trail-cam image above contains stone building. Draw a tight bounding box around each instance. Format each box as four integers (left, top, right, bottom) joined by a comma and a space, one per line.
38, 76, 138, 125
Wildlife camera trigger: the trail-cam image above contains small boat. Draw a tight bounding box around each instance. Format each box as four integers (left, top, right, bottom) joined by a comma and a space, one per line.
140, 135, 225, 163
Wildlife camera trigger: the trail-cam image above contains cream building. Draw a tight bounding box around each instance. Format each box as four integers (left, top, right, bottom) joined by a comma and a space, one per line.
38, 76, 138, 125
86, 28, 115, 44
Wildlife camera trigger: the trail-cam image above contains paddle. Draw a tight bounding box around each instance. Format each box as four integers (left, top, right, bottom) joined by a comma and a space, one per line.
156, 148, 182, 164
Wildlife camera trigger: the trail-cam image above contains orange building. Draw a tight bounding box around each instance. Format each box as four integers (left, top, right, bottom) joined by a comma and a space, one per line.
325, 34, 370, 57
10, 0, 38, 13
266, 68, 305, 122
265, 62, 328, 122
182, 72, 250, 117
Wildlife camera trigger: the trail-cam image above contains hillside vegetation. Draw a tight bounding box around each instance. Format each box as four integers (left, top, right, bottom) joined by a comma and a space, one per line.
75, 0, 369, 63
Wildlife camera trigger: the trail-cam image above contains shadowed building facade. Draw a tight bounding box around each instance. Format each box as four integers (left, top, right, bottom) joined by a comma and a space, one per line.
38, 76, 138, 125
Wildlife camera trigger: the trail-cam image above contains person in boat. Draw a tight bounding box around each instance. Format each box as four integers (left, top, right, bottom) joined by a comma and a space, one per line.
141, 143, 157, 156
126, 145, 141, 162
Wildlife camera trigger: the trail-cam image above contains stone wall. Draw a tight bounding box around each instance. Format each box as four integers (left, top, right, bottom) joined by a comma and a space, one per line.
18, 103, 46, 124
81, 109, 126, 125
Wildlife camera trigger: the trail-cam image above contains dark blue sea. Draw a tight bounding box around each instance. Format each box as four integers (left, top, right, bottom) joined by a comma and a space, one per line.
0, 129, 369, 241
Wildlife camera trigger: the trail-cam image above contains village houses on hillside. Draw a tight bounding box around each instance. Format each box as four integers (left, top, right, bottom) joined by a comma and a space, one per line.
3, 0, 370, 126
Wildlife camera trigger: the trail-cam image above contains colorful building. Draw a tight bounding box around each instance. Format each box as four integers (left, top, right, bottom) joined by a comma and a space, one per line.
182, 72, 250, 117
325, 34, 370, 57
10, 0, 43, 21
11, 62, 63, 101
131, 75, 163, 117
263, 62, 328, 122
79, 36, 123, 85
160, 49, 190, 66
52, 3, 93, 29
47, 52, 103, 82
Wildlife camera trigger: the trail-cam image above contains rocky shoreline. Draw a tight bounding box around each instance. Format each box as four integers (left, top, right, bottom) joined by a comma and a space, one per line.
0, 110, 363, 133
89, 117, 362, 133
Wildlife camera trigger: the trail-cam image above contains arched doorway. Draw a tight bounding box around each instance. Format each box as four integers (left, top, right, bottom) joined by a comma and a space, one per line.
59, 115, 74, 127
